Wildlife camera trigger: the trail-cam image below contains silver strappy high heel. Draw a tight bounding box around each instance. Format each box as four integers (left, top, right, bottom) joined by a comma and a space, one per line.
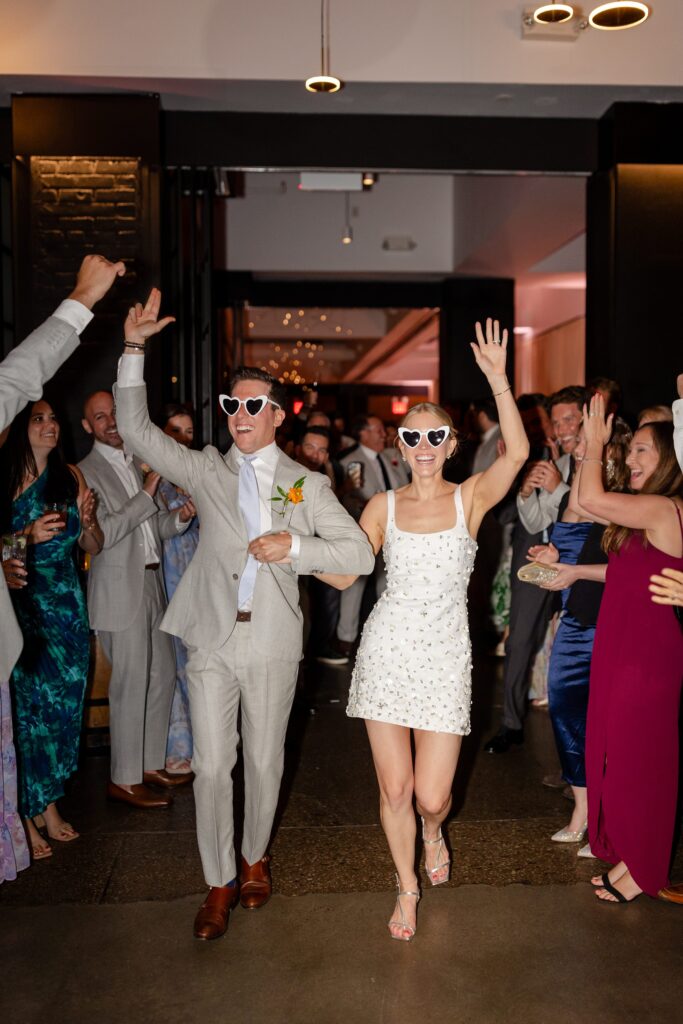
388, 874, 420, 942
421, 816, 450, 886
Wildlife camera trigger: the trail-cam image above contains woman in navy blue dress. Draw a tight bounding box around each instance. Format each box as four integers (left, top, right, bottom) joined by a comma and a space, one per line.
526, 420, 631, 854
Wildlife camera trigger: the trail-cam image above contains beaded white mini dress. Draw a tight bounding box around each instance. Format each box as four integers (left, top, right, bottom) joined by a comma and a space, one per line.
347, 487, 477, 734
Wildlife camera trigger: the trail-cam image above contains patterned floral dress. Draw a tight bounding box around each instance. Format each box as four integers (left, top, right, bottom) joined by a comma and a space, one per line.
0, 676, 29, 882
10, 472, 89, 818
158, 479, 198, 768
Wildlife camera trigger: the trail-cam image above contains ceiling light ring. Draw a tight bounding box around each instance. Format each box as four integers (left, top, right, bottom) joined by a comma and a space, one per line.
533, 3, 575, 25
588, 1, 650, 30
305, 0, 344, 93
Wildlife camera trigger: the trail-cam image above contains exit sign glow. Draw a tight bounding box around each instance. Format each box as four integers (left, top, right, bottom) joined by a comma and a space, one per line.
391, 396, 409, 416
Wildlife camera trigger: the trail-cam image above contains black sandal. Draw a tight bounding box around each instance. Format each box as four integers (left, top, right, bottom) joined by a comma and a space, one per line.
595, 877, 641, 904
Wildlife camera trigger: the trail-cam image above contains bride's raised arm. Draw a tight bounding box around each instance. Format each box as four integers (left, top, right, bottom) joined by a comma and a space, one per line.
465, 318, 529, 530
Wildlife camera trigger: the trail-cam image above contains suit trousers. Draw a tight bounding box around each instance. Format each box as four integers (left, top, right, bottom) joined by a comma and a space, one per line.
337, 554, 387, 644
502, 560, 552, 732
98, 570, 176, 785
185, 621, 299, 887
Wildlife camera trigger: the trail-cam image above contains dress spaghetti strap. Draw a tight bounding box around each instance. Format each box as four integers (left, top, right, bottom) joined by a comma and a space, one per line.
454, 485, 466, 532
385, 489, 396, 532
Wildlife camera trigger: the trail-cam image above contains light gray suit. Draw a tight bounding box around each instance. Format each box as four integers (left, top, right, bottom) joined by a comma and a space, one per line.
0, 316, 80, 681
114, 381, 375, 885
78, 446, 179, 785
336, 446, 410, 644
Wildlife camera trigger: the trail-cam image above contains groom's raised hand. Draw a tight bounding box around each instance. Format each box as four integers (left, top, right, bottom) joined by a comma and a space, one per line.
124, 288, 176, 348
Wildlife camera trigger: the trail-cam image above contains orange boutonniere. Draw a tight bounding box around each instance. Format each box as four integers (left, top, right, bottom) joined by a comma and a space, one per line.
271, 476, 306, 521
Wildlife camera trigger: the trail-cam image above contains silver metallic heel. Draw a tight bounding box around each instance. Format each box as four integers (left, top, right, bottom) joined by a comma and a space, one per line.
388, 874, 420, 942
421, 816, 450, 886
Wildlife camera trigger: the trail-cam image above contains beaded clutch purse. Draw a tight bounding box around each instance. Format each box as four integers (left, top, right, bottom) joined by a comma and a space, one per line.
517, 562, 559, 586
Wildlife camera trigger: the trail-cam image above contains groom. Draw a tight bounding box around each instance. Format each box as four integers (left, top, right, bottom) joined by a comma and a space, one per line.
114, 290, 374, 939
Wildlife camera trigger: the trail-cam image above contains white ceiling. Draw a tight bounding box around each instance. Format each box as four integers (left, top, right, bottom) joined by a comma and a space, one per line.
0, 0, 682, 115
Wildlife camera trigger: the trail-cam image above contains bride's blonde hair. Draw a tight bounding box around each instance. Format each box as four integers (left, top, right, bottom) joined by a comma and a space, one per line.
400, 402, 457, 441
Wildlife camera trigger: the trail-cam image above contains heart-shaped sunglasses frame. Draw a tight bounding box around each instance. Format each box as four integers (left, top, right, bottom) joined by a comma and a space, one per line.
398, 426, 449, 449
218, 394, 282, 417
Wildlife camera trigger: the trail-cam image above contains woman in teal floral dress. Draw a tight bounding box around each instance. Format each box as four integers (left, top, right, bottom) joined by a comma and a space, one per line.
1, 400, 102, 860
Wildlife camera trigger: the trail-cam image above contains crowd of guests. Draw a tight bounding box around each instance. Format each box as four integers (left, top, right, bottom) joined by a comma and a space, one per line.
0, 254, 682, 925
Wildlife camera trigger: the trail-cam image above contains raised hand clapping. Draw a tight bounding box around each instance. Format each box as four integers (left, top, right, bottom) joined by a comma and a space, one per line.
582, 393, 613, 450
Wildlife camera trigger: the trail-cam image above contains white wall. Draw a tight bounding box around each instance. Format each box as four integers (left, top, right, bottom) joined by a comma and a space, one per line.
0, 1, 681, 86
224, 173, 454, 274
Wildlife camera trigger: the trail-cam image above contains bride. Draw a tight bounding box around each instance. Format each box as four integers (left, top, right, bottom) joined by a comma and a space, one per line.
316, 319, 529, 940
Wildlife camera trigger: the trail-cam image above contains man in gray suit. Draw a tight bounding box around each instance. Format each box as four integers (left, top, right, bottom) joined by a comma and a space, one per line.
328, 414, 409, 661
114, 289, 374, 940
1, 255, 125, 691
79, 391, 195, 809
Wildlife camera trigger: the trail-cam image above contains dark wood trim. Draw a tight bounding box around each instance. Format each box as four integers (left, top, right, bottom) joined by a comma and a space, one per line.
215, 271, 445, 310
163, 111, 598, 174
12, 95, 160, 160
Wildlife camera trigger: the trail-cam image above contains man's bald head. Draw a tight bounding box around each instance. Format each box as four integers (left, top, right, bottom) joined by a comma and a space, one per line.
82, 390, 122, 449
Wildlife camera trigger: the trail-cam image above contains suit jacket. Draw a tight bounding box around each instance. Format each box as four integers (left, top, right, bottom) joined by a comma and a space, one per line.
516, 452, 572, 534
338, 446, 410, 521
472, 425, 502, 475
78, 447, 180, 632
114, 383, 375, 660
0, 316, 80, 679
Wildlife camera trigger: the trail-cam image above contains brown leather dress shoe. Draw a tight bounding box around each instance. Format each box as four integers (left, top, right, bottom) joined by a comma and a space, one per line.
658, 882, 683, 904
194, 885, 240, 940
106, 782, 173, 809
240, 855, 272, 910
143, 769, 194, 788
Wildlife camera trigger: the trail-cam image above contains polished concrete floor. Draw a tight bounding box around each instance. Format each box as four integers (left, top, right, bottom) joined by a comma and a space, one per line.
3, 655, 682, 1024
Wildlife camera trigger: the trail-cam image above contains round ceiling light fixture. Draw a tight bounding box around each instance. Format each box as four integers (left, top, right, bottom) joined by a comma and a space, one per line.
533, 3, 575, 24
588, 2, 650, 29
305, 75, 342, 94
305, 1, 344, 93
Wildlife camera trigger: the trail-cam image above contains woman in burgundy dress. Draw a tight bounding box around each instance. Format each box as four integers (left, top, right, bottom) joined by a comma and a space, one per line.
578, 395, 683, 903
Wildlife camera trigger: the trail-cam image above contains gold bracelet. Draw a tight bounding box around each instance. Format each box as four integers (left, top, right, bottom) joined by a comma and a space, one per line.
492, 384, 512, 398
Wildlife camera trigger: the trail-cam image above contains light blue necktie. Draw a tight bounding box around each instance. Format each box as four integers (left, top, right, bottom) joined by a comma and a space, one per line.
238, 455, 261, 607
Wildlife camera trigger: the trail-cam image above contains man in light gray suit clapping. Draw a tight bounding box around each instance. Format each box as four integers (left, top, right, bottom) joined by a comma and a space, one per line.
114, 289, 374, 941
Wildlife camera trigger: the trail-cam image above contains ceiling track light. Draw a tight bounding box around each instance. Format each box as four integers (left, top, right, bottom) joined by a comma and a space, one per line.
588, 1, 650, 29
533, 3, 574, 24
362, 172, 377, 188
305, 0, 343, 93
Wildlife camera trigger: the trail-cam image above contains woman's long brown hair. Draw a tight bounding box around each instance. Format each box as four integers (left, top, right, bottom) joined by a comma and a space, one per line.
603, 421, 683, 554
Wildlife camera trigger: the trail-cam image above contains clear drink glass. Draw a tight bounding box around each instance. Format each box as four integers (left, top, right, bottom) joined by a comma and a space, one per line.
2, 532, 27, 577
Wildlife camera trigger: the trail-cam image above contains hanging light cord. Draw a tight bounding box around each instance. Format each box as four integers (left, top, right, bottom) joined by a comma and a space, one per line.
321, 0, 331, 77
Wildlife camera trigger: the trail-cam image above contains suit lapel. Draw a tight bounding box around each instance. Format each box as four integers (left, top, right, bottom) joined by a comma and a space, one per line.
89, 448, 133, 507
224, 445, 248, 544
270, 452, 308, 533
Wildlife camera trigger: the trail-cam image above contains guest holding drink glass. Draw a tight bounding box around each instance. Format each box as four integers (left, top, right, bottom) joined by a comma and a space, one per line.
0, 400, 102, 860
155, 403, 198, 776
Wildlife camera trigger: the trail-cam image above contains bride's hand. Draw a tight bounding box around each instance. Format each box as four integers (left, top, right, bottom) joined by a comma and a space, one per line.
470, 318, 508, 380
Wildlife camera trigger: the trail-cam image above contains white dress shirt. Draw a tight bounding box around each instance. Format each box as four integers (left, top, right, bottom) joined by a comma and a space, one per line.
53, 298, 94, 336
93, 441, 161, 565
